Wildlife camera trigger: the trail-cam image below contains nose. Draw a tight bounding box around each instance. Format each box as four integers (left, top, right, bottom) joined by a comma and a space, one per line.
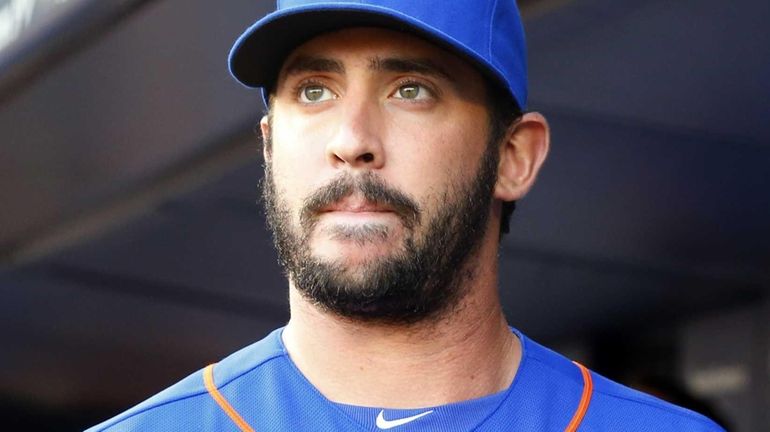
325, 96, 385, 170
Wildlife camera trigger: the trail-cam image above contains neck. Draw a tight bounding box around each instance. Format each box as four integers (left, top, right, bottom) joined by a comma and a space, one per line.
281, 238, 521, 408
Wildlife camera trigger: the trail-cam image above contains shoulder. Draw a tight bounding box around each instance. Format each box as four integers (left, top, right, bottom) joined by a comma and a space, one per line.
85, 328, 286, 432
585, 372, 725, 432
516, 331, 725, 432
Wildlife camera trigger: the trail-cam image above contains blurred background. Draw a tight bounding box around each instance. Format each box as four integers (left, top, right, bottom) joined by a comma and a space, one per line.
1, 0, 768, 430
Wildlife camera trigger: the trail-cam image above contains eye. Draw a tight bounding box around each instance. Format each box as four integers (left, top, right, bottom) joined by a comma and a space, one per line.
299, 84, 335, 103
392, 83, 432, 101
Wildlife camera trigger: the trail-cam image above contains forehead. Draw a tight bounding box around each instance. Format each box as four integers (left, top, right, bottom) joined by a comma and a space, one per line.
276, 27, 482, 82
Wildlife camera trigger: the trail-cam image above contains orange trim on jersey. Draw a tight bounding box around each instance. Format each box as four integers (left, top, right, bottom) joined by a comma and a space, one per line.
203, 364, 256, 432
202, 360, 593, 432
565, 361, 594, 432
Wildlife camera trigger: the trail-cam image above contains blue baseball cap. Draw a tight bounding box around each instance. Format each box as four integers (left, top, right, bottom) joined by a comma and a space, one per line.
228, 0, 528, 109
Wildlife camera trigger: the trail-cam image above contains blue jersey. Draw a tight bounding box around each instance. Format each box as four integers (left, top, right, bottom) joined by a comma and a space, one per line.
86, 328, 724, 431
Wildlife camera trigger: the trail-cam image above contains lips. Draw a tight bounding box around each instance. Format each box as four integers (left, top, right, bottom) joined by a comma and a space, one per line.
319, 196, 393, 214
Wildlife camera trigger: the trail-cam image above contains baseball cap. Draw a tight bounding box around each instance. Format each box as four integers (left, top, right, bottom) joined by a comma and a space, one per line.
228, 0, 528, 109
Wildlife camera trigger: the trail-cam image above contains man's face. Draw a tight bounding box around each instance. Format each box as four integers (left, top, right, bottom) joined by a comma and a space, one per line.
263, 27, 499, 323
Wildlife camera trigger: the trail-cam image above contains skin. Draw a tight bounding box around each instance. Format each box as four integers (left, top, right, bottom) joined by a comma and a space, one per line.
260, 27, 550, 408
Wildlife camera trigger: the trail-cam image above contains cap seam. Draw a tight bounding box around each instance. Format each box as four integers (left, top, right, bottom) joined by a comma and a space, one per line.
487, 0, 500, 61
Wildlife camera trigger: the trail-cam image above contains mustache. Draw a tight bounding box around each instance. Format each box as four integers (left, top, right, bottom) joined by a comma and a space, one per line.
300, 172, 421, 230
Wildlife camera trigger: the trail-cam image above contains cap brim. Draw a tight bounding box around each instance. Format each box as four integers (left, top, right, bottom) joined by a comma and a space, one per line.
228, 4, 509, 98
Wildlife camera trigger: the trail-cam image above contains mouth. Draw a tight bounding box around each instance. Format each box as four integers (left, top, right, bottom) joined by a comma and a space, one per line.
299, 173, 421, 231
319, 196, 394, 216
311, 197, 400, 247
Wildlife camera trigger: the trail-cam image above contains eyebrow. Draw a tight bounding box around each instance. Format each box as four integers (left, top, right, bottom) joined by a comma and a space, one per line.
281, 55, 455, 83
368, 56, 456, 83
282, 55, 345, 76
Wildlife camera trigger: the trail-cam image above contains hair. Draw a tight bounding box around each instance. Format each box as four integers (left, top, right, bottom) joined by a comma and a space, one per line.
484, 79, 523, 237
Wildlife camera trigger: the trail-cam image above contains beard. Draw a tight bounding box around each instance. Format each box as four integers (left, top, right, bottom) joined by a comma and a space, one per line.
262, 140, 499, 325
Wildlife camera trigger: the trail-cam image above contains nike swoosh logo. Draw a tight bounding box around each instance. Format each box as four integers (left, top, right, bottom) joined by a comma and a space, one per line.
376, 409, 434, 429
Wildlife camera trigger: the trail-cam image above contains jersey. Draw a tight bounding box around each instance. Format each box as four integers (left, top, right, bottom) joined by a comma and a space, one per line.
86, 327, 725, 431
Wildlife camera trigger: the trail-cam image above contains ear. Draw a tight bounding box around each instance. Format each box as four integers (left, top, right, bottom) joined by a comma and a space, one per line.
494, 112, 550, 202
260, 115, 272, 161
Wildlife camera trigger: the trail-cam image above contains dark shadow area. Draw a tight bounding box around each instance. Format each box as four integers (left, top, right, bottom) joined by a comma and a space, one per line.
1, 396, 118, 432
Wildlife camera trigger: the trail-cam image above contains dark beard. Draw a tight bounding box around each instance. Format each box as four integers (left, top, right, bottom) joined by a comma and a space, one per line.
262, 141, 499, 325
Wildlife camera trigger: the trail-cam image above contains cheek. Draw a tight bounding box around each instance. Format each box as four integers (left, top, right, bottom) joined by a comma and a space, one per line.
268, 119, 329, 221
384, 114, 487, 200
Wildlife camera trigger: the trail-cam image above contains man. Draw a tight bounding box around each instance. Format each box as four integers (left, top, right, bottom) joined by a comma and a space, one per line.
88, 1, 725, 431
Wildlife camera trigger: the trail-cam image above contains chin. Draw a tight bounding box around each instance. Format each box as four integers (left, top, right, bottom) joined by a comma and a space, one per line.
313, 245, 398, 268
311, 233, 405, 262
